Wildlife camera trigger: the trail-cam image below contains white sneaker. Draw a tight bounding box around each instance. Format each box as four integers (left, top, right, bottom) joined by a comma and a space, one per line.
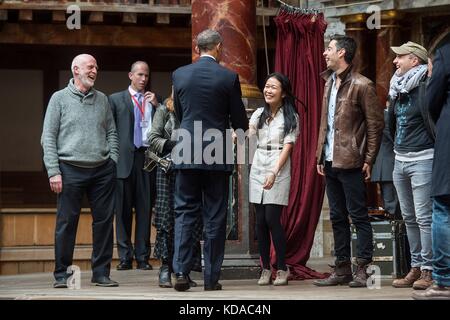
257, 269, 272, 285
274, 268, 290, 286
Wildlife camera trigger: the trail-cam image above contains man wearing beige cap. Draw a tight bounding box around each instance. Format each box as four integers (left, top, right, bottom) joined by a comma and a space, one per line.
388, 41, 435, 291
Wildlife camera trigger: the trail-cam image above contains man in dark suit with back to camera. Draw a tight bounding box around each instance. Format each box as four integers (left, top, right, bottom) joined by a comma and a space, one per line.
171, 29, 249, 291
109, 61, 158, 271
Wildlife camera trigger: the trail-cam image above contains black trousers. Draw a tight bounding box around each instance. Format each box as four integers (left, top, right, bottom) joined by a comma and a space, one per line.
54, 159, 116, 280
173, 169, 229, 287
324, 161, 373, 262
255, 204, 286, 270
115, 149, 154, 263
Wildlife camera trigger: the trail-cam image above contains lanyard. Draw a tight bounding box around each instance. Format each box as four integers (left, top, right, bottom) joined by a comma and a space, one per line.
131, 94, 145, 119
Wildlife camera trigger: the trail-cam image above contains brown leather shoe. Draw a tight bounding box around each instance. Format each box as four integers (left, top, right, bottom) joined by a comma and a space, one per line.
313, 261, 352, 286
348, 258, 371, 288
413, 269, 433, 290
392, 267, 421, 288
412, 283, 450, 300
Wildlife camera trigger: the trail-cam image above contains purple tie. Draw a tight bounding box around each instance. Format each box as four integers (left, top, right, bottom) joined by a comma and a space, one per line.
133, 93, 143, 148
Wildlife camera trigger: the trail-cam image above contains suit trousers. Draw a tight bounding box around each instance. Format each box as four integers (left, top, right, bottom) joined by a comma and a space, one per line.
54, 159, 116, 280
324, 161, 373, 262
172, 169, 229, 287
115, 149, 154, 263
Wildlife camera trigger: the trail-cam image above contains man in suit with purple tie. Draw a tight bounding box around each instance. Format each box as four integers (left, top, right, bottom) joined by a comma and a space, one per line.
109, 61, 159, 271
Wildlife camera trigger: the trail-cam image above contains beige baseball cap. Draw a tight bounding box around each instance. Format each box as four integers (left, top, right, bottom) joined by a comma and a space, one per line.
391, 41, 428, 62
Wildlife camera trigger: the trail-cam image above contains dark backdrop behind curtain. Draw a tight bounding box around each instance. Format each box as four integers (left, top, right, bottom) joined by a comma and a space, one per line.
272, 10, 328, 279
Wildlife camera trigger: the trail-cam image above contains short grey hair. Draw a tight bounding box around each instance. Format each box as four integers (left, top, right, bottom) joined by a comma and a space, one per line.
130, 61, 149, 73
196, 29, 222, 52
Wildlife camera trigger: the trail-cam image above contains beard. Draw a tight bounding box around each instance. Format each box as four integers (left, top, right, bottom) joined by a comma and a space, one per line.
79, 73, 95, 89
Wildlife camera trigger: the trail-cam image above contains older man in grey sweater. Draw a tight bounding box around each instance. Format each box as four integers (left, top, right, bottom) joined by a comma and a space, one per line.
41, 54, 119, 288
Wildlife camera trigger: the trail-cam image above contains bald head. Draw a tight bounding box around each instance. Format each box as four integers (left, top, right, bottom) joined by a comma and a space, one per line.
71, 54, 96, 75
71, 54, 98, 92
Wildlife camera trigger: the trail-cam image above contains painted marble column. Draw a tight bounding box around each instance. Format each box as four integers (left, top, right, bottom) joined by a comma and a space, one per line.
191, 0, 262, 99
343, 16, 375, 80
373, 12, 402, 211
376, 11, 402, 108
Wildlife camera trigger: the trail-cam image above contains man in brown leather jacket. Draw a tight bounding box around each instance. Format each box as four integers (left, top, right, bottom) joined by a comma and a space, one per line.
313, 35, 384, 288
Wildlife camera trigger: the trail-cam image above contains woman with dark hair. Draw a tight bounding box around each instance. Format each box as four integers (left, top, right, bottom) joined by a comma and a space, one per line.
148, 91, 202, 288
249, 72, 299, 286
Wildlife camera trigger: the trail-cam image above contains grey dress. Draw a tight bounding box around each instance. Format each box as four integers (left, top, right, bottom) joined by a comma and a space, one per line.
249, 107, 298, 206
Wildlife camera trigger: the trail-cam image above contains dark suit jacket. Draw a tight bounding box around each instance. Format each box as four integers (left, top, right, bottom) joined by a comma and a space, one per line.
109, 90, 156, 179
427, 42, 450, 197
172, 56, 249, 172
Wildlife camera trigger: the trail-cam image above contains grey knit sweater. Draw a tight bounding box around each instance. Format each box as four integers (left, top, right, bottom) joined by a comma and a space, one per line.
41, 79, 119, 178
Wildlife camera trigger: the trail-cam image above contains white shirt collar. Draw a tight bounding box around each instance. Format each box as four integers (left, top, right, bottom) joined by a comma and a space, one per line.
200, 54, 216, 61
128, 85, 143, 97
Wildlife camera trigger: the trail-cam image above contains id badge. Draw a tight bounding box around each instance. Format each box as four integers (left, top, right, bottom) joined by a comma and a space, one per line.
140, 120, 149, 128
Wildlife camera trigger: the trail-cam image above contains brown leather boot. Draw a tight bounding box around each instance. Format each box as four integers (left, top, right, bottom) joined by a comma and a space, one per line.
313, 261, 353, 286
348, 258, 371, 288
392, 267, 421, 288
413, 269, 433, 290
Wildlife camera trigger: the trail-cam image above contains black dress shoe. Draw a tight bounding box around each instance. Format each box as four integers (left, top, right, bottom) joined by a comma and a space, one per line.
53, 278, 68, 288
91, 276, 119, 287
116, 261, 132, 270
174, 273, 190, 292
159, 264, 172, 288
204, 282, 222, 291
137, 262, 153, 270
187, 274, 197, 287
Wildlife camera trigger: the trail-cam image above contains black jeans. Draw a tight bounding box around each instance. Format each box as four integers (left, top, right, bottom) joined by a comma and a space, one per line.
324, 161, 373, 262
54, 159, 116, 280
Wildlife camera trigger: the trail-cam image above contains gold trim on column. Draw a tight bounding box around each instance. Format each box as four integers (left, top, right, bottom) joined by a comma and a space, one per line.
341, 10, 404, 25
241, 83, 263, 99
345, 28, 367, 31
379, 25, 401, 28
341, 14, 366, 24
380, 10, 403, 21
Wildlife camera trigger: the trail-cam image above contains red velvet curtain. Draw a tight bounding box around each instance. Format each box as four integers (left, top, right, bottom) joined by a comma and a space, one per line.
272, 10, 328, 280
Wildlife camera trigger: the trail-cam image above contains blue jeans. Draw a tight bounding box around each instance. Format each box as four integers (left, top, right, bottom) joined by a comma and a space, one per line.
432, 195, 450, 286
393, 159, 433, 270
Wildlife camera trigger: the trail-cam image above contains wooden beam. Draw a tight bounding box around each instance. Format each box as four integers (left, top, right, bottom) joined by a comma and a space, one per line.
257, 15, 270, 26
0, 2, 278, 16
18, 10, 33, 21
52, 10, 66, 23
0, 23, 192, 48
156, 13, 170, 24
88, 12, 104, 24
122, 12, 137, 24
0, 2, 192, 14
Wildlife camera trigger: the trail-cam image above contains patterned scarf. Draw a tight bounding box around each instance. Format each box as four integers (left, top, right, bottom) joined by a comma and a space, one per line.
389, 64, 428, 100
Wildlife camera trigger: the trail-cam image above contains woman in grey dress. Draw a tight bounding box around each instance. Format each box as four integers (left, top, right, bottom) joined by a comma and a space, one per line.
249, 73, 299, 286
148, 94, 202, 288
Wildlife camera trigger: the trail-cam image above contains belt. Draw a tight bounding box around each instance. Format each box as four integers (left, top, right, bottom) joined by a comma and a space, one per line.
257, 145, 283, 151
